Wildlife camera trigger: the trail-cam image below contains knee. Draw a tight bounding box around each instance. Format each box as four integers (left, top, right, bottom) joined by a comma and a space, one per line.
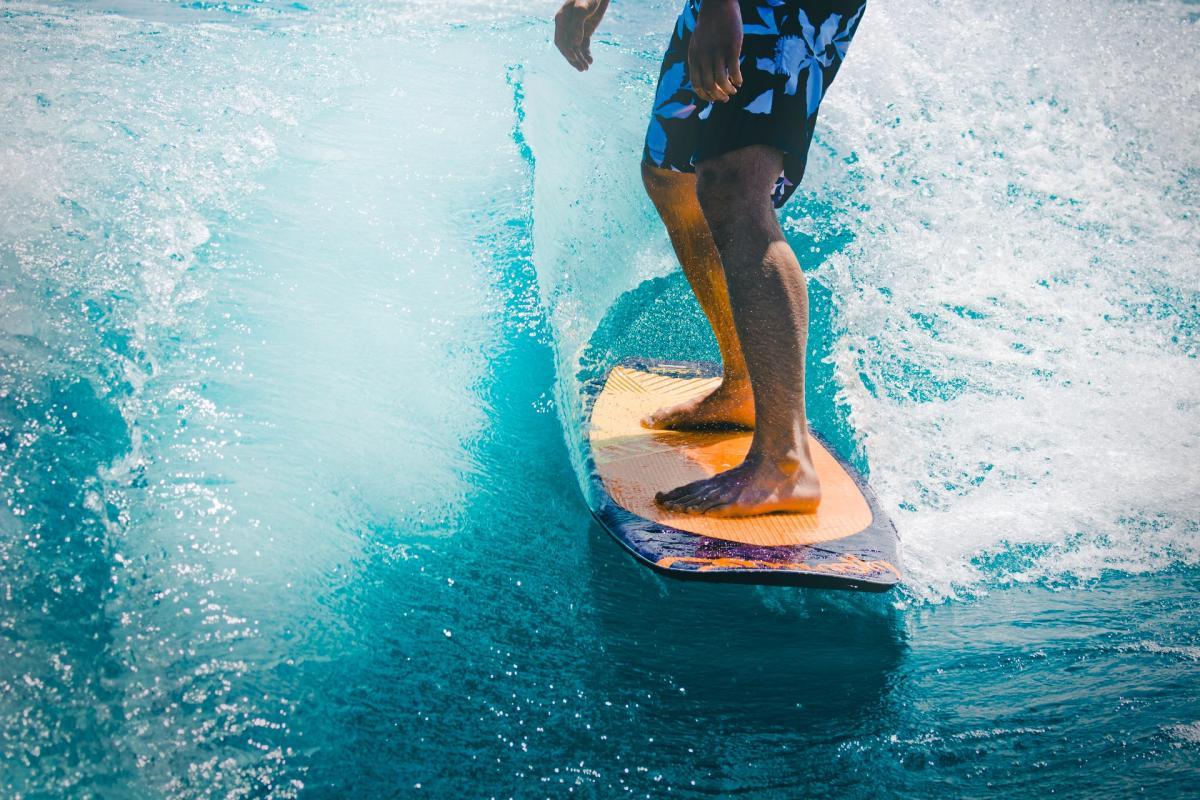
695, 163, 749, 230
695, 146, 781, 228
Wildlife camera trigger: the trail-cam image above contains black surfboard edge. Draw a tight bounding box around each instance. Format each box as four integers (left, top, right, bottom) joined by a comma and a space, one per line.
580, 357, 903, 592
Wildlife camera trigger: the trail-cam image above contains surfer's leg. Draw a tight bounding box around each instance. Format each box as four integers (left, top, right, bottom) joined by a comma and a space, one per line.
657, 144, 820, 517
640, 162, 753, 430
640, 2, 752, 430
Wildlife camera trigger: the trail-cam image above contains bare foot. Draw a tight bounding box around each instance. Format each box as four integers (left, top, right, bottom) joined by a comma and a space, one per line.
655, 454, 821, 517
641, 379, 754, 430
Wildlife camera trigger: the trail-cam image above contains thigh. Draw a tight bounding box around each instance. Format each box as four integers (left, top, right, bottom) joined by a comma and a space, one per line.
696, 0, 868, 206
694, 145, 787, 237
696, 144, 785, 201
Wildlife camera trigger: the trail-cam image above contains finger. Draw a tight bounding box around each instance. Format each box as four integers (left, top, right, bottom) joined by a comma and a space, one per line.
554, 24, 584, 70
555, 40, 578, 69
700, 56, 730, 102
566, 40, 588, 70
565, 21, 589, 69
581, 35, 594, 65
566, 38, 588, 71
555, 6, 590, 70
712, 59, 738, 99
565, 31, 588, 70
558, 41, 586, 71
729, 54, 744, 88
697, 58, 726, 103
695, 57, 713, 100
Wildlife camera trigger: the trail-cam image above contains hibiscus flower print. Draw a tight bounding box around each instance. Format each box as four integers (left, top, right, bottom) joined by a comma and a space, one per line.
756, 4, 865, 115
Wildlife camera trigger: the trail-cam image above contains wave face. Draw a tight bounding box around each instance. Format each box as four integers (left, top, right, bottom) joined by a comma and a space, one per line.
1, 1, 538, 794
1, 1, 1197, 797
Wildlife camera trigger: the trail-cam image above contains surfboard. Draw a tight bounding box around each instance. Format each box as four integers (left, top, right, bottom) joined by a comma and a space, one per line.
583, 359, 901, 591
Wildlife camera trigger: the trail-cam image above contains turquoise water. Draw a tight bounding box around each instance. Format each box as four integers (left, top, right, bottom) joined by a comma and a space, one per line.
1, 0, 1198, 796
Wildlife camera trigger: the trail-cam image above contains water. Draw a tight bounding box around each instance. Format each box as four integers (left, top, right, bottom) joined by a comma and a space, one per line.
1, 0, 1197, 796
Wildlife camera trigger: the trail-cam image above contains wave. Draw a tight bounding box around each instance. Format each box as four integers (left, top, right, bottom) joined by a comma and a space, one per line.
1, 1, 1197, 794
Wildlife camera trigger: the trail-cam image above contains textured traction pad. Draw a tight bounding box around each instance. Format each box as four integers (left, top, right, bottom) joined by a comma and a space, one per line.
583, 360, 901, 591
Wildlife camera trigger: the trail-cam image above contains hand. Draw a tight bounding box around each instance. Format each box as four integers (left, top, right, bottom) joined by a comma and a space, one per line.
689, 0, 743, 102
554, 0, 610, 72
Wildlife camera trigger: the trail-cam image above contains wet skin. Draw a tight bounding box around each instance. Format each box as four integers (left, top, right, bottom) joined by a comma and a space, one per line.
645, 149, 822, 518
639, 163, 756, 432
556, 0, 821, 517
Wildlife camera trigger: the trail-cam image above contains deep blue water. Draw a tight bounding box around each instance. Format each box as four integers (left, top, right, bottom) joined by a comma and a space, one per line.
1, 0, 1198, 797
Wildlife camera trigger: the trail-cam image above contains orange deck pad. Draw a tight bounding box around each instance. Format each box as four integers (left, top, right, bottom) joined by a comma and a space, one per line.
589, 366, 874, 548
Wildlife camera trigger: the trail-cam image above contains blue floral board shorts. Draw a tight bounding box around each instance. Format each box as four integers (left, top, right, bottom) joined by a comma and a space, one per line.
644, 0, 867, 208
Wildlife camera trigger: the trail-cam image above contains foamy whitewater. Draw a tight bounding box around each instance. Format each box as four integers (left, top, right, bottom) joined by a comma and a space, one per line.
1, 0, 1197, 796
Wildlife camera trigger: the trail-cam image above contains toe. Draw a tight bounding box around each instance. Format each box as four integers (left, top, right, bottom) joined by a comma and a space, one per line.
658, 496, 689, 513
654, 489, 686, 509
667, 482, 732, 514
656, 479, 711, 510
699, 482, 753, 515
694, 489, 736, 513
679, 484, 725, 513
643, 406, 684, 430
658, 476, 707, 501
641, 409, 667, 429
654, 484, 686, 503
658, 490, 698, 512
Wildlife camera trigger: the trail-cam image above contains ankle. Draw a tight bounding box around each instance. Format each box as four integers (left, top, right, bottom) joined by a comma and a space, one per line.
750, 443, 815, 477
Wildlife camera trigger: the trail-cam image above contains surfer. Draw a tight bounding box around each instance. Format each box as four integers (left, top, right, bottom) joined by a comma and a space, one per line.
555, 0, 866, 517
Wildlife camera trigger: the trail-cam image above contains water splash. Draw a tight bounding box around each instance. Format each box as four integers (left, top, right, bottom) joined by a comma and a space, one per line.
1, 1, 1197, 796
523, 0, 1200, 602
0, 3, 344, 794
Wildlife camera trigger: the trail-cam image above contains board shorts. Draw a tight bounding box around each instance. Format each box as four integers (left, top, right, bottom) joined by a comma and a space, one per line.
643, 0, 867, 208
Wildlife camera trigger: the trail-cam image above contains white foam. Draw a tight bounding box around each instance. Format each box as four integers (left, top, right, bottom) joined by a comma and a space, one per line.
1165, 721, 1200, 746
806, 0, 1200, 600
